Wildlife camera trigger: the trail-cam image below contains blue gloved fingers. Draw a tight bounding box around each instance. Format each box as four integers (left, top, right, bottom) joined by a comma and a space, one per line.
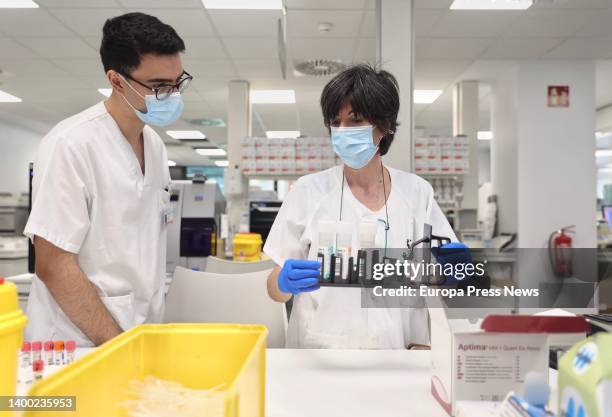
292, 277, 320, 289
300, 284, 320, 293
287, 259, 321, 270
434, 243, 470, 255
288, 268, 321, 281
442, 242, 469, 249
433, 242, 470, 253
278, 259, 322, 295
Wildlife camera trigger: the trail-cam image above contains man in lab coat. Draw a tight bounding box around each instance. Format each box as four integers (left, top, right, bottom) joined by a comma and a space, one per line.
24, 13, 192, 346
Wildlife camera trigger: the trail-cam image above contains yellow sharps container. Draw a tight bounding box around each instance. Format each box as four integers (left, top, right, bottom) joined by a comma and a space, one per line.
233, 233, 263, 262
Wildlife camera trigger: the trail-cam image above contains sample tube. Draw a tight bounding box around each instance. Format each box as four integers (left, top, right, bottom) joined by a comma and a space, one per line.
317, 249, 326, 283
348, 257, 355, 284
21, 341, 31, 368
54, 340, 65, 365
336, 222, 353, 283
32, 359, 44, 381
32, 341, 42, 362
358, 222, 377, 249
370, 250, 380, 281
65, 340, 76, 364
383, 256, 398, 281
359, 222, 378, 282
332, 252, 342, 283
337, 248, 348, 282
19, 342, 32, 385
317, 224, 335, 283
357, 250, 367, 283
44, 341, 54, 366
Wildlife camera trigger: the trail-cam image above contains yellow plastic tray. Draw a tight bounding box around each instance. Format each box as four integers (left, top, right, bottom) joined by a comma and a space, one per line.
26, 324, 268, 417
0, 280, 27, 402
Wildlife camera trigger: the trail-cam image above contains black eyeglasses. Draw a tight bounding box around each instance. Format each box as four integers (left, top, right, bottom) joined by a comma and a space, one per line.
121, 70, 193, 101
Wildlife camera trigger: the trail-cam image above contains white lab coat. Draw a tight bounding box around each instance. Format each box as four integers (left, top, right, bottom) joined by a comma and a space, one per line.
24, 101, 171, 346
263, 165, 456, 349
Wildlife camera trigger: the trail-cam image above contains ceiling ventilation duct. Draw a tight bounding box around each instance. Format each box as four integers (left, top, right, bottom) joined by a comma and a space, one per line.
293, 59, 347, 77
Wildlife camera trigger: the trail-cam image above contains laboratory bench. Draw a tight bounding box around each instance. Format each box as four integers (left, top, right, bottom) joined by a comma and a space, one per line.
16, 348, 559, 417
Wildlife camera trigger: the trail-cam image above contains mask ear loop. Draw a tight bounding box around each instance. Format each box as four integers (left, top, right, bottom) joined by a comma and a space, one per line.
117, 73, 146, 100
116, 73, 148, 115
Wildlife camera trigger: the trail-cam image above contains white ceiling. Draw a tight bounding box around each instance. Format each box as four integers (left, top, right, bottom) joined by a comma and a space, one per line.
1, 0, 612, 165
413, 0, 612, 135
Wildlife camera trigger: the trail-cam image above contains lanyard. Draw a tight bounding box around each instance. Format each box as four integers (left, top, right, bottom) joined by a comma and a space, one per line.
339, 162, 391, 251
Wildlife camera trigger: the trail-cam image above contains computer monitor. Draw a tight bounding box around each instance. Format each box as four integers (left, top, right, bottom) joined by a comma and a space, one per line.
249, 201, 281, 244
180, 217, 217, 257
602, 205, 612, 230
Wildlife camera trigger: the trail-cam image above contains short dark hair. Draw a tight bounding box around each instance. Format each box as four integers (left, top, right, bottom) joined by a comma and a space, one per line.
320, 64, 400, 156
100, 12, 186, 74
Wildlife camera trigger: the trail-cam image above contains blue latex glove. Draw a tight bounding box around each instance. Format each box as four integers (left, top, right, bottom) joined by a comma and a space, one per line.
432, 242, 473, 284
278, 259, 321, 294
433, 242, 473, 264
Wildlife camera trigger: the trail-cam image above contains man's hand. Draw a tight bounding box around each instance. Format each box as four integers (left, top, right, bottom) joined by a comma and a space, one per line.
34, 236, 122, 345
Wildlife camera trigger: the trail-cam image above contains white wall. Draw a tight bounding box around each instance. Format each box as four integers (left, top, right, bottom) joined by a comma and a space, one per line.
516, 61, 596, 248
492, 61, 597, 248
0, 115, 45, 195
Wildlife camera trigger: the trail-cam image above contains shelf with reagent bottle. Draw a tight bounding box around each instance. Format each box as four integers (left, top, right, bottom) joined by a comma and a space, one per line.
241, 136, 340, 177
414, 136, 470, 176
243, 173, 304, 181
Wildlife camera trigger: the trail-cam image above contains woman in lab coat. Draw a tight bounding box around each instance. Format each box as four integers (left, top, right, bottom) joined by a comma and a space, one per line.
264, 65, 457, 349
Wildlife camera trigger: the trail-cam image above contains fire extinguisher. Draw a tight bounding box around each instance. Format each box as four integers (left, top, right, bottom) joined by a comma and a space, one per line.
548, 225, 574, 278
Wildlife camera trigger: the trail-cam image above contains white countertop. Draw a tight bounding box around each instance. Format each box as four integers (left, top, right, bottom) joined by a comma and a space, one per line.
17, 348, 559, 417
266, 349, 447, 417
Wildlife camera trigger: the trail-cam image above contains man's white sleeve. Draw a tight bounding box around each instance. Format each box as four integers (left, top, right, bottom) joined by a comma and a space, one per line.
24, 138, 91, 254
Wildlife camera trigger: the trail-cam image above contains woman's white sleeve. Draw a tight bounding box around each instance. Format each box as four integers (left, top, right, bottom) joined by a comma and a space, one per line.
24, 138, 91, 254
263, 179, 309, 267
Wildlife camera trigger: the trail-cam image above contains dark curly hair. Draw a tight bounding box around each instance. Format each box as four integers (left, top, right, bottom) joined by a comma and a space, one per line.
320, 64, 400, 156
100, 12, 185, 75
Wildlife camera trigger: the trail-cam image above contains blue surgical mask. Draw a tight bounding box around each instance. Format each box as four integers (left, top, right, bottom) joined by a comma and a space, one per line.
120, 76, 184, 127
331, 125, 378, 169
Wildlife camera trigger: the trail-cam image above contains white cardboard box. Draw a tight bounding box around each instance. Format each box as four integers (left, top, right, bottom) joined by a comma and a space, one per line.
429, 306, 549, 416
